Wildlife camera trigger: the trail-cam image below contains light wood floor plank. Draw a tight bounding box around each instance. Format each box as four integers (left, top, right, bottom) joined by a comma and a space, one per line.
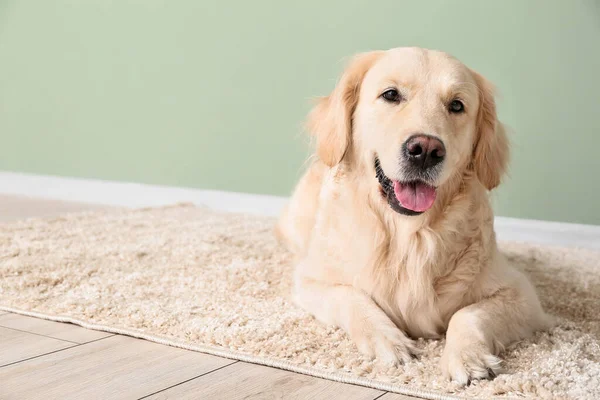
377, 393, 418, 400
0, 194, 112, 222
144, 361, 384, 400
0, 326, 76, 367
0, 313, 111, 344
0, 335, 234, 400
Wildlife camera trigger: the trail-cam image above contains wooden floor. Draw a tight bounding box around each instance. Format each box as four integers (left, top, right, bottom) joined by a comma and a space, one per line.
0, 195, 413, 400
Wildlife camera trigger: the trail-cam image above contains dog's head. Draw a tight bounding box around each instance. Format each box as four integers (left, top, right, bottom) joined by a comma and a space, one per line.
307, 47, 509, 216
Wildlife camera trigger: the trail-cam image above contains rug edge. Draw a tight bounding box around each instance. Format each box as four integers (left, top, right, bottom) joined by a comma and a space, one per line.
0, 305, 485, 400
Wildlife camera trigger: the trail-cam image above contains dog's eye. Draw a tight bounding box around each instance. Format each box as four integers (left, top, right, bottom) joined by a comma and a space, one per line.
381, 88, 401, 103
449, 99, 465, 113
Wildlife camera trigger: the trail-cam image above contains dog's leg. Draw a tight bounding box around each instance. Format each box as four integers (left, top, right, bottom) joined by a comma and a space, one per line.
440, 267, 552, 385
294, 275, 418, 364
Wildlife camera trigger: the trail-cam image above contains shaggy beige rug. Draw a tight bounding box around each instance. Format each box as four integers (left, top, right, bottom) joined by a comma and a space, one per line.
1, 204, 599, 400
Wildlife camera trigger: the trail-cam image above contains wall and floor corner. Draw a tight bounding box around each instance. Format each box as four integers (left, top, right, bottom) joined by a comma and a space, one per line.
2, 171, 600, 251
0, 1, 599, 225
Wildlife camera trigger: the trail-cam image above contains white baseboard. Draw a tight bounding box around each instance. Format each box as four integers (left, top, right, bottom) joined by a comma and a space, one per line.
0, 171, 288, 217
1, 171, 599, 251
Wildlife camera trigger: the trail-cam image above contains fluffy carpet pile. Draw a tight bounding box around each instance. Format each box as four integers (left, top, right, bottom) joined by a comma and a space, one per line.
1, 204, 598, 399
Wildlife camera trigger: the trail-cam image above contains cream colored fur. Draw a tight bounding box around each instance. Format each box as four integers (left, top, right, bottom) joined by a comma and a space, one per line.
277, 47, 552, 385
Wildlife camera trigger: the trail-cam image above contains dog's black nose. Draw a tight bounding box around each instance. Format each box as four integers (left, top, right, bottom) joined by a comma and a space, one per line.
404, 134, 445, 169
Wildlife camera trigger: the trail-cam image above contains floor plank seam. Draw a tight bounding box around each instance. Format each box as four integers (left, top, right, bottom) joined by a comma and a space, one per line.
0, 324, 81, 344
136, 360, 239, 400
373, 392, 390, 400
0, 334, 116, 369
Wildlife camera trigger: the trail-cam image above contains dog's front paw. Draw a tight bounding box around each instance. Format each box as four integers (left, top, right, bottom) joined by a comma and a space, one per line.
352, 320, 418, 365
440, 341, 502, 385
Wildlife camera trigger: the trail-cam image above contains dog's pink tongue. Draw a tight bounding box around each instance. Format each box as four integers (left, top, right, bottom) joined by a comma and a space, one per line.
393, 181, 437, 212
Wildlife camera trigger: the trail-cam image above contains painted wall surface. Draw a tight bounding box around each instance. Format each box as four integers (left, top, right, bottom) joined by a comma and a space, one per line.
1, 1, 599, 224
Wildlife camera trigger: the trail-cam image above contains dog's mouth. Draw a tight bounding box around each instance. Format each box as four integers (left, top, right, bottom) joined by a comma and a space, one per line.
374, 156, 437, 216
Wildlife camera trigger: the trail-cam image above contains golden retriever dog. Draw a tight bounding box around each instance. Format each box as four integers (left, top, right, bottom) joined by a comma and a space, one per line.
276, 47, 552, 384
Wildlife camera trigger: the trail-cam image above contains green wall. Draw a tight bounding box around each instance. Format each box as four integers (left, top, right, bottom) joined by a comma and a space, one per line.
1, 1, 599, 224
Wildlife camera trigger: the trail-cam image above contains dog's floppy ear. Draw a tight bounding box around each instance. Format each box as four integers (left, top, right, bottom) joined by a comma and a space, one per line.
471, 70, 510, 190
306, 51, 383, 167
